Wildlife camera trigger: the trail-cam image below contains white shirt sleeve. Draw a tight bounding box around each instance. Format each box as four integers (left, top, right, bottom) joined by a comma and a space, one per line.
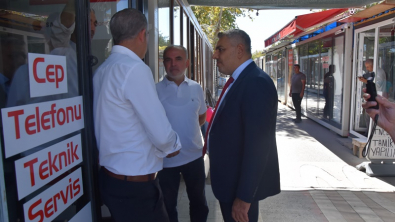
123, 63, 181, 157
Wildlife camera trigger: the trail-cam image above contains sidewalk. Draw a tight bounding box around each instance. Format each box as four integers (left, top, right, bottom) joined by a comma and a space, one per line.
177, 103, 395, 222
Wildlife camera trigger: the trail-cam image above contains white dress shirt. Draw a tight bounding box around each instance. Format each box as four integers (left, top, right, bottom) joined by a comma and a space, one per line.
156, 76, 206, 168
93, 45, 181, 176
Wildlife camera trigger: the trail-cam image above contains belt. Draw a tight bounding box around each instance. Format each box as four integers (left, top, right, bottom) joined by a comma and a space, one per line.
102, 167, 156, 182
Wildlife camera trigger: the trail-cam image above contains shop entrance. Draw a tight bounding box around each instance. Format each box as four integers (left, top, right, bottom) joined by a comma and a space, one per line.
353, 30, 375, 135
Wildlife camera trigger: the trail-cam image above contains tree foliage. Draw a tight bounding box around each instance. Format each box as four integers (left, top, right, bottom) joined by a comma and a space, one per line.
252, 50, 262, 60
191, 6, 253, 48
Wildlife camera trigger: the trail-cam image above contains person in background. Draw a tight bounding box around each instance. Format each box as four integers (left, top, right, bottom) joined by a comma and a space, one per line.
358, 59, 387, 136
7, 0, 97, 107
208, 29, 280, 222
93, 9, 181, 222
156, 45, 209, 222
289, 64, 306, 123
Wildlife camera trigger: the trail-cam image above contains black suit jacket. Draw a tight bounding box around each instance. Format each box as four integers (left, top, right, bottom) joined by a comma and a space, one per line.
209, 62, 280, 203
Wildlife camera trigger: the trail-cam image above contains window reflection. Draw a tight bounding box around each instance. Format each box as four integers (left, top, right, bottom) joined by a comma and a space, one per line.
158, 0, 171, 82
320, 38, 333, 120
277, 50, 286, 101
332, 35, 344, 125
183, 12, 188, 49
354, 29, 375, 132
173, 1, 181, 45
378, 24, 395, 102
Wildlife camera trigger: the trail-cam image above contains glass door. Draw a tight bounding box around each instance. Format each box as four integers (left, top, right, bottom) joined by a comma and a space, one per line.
353, 30, 376, 133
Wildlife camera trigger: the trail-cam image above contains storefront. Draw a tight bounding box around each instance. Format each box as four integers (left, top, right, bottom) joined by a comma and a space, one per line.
0, 0, 214, 221
350, 8, 395, 138
263, 9, 354, 136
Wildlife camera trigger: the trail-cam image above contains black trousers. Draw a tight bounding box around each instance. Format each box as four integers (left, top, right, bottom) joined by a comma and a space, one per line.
99, 168, 169, 222
219, 201, 259, 222
292, 93, 303, 120
157, 157, 209, 222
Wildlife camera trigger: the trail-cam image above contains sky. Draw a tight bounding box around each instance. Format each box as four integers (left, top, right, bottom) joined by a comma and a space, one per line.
236, 9, 312, 52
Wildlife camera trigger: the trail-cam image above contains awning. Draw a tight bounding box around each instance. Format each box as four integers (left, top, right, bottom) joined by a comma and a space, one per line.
188, 0, 377, 10
264, 9, 347, 47
339, 2, 395, 23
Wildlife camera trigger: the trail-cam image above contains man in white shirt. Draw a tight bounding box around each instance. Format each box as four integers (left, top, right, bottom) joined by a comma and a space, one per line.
156, 46, 209, 222
93, 9, 181, 222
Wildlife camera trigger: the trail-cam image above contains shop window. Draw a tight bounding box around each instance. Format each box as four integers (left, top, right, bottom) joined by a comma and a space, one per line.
277, 50, 286, 101
298, 45, 308, 113
173, 1, 181, 45
306, 41, 320, 115
182, 12, 189, 77
158, 0, 171, 82
378, 24, 395, 102
0, 0, 133, 220
91, 1, 128, 72
272, 54, 278, 86
332, 35, 344, 126
353, 29, 375, 134
319, 37, 333, 120
183, 12, 188, 49
189, 24, 195, 79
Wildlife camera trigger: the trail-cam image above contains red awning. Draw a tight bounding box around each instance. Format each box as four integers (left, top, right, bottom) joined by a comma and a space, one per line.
264, 8, 347, 47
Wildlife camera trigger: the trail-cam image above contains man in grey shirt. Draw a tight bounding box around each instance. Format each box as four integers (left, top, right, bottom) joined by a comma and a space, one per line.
289, 64, 306, 123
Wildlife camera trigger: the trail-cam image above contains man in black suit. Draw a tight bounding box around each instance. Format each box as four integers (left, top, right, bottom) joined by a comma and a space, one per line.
208, 29, 280, 222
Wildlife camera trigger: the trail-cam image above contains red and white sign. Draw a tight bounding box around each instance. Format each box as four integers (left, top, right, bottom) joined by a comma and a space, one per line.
28, 53, 68, 97
15, 134, 83, 200
1, 96, 84, 158
23, 168, 83, 222
288, 50, 293, 66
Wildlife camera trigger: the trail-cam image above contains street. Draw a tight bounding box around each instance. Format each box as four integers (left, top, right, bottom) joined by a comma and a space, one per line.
177, 103, 395, 222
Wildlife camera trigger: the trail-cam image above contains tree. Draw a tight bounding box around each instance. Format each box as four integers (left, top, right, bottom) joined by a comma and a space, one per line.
191, 6, 253, 48
252, 50, 262, 60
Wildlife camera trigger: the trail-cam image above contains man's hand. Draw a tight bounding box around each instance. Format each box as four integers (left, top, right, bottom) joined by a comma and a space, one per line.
166, 150, 180, 158
358, 76, 367, 83
299, 92, 304, 98
289, 92, 292, 97
231, 198, 251, 222
362, 88, 395, 140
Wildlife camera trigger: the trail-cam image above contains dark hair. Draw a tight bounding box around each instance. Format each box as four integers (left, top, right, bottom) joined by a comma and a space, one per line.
163, 45, 188, 59
110, 8, 147, 45
217, 29, 251, 55
294, 64, 300, 68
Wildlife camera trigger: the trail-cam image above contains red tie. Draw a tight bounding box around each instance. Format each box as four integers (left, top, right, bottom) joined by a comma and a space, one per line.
202, 77, 234, 155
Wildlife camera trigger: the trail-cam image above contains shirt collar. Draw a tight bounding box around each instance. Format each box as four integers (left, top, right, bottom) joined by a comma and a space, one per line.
231, 59, 253, 81
163, 75, 189, 86
111, 45, 143, 62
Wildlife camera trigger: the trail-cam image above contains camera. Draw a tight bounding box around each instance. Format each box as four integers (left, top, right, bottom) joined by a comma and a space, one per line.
366, 74, 379, 109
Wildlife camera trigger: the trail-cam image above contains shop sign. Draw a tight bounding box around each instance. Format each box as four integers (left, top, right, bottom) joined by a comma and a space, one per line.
28, 53, 68, 98
15, 134, 83, 200
368, 125, 395, 160
288, 50, 293, 66
1, 96, 84, 158
23, 168, 83, 222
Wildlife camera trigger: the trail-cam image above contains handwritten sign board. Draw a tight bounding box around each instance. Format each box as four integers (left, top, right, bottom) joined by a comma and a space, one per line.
368, 125, 395, 160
